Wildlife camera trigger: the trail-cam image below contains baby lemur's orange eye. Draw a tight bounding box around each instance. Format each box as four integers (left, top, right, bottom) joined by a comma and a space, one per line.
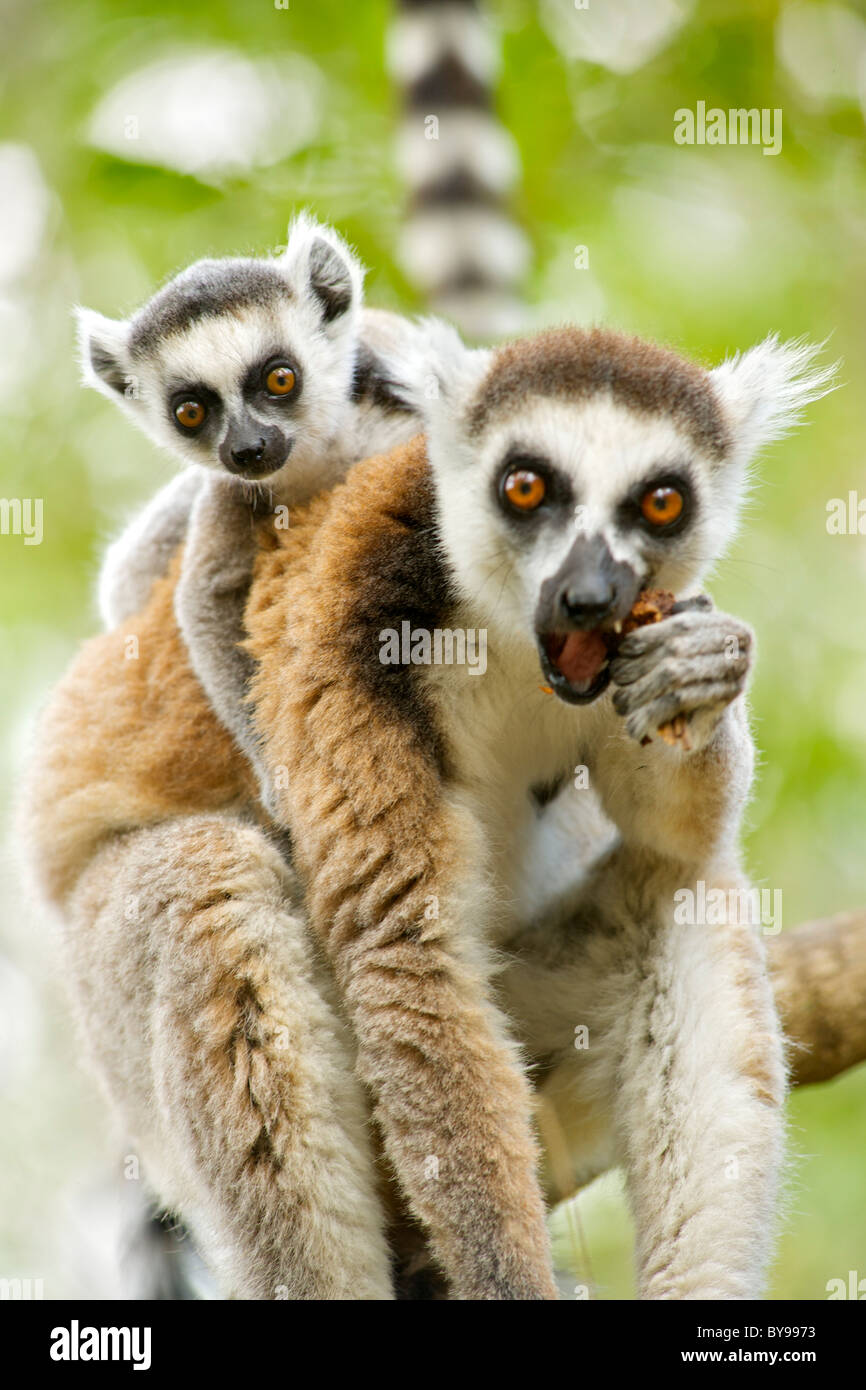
640, 485, 684, 527
266, 365, 296, 395
175, 400, 206, 430
503, 469, 546, 512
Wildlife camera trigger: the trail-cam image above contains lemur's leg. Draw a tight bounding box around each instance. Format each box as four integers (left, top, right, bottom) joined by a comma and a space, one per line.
99, 467, 206, 629
604, 854, 786, 1300
64, 812, 393, 1299
503, 845, 786, 1299
257, 771, 557, 1298
174, 475, 276, 810
331, 820, 557, 1302
576, 599, 788, 1297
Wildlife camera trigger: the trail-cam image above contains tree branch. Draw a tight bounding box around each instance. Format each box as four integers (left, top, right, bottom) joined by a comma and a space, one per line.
536, 911, 866, 1209
767, 910, 866, 1087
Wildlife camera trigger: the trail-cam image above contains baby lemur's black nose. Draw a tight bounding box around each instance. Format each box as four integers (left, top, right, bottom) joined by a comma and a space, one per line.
231, 440, 265, 468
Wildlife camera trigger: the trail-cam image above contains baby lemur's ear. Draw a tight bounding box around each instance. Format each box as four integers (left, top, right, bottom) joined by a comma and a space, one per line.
709, 336, 839, 463
75, 307, 134, 400
374, 316, 493, 430
279, 213, 364, 331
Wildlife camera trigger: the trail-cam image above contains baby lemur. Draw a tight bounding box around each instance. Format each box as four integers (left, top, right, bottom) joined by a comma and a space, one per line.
24, 317, 832, 1298
78, 213, 421, 794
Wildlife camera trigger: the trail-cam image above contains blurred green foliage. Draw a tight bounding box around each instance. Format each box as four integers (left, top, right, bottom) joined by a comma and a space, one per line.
0, 0, 864, 1300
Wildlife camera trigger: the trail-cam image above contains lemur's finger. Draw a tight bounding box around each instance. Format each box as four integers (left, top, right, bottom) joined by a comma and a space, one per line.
612, 651, 748, 711
622, 684, 742, 743
608, 639, 745, 683
610, 633, 751, 686
616, 611, 752, 661
615, 666, 746, 722
611, 646, 751, 695
615, 673, 747, 723
670, 594, 713, 615
611, 647, 750, 696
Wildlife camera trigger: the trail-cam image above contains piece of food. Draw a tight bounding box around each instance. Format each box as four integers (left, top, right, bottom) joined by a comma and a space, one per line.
608, 589, 689, 746
657, 713, 691, 750
618, 587, 677, 640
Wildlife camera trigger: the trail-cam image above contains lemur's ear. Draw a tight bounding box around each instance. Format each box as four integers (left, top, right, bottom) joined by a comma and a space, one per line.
279, 213, 364, 330
75, 307, 133, 399
709, 336, 839, 461
377, 316, 493, 424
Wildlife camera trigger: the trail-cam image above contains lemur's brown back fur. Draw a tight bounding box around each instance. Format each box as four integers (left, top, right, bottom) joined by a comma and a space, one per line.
244, 435, 461, 943
27, 554, 259, 907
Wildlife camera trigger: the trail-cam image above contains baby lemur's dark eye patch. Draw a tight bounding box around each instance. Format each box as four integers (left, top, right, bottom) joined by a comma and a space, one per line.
169, 383, 221, 438
243, 355, 303, 403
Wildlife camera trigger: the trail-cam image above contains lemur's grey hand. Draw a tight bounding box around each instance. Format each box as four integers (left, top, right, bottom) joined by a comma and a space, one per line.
609, 600, 753, 751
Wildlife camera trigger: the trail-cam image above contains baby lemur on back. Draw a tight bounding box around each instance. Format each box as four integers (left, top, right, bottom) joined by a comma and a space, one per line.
26, 306, 832, 1296
77, 213, 421, 795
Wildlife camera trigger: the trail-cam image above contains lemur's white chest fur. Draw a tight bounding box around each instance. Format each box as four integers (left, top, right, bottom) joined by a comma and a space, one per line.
424, 613, 607, 933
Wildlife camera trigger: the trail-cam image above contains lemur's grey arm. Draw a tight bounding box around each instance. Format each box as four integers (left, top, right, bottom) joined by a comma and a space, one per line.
99, 467, 207, 629
584, 605, 785, 1297
98, 467, 269, 803
173, 474, 276, 811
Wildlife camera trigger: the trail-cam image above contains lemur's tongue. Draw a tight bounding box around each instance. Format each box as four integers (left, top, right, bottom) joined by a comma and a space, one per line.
546, 629, 608, 686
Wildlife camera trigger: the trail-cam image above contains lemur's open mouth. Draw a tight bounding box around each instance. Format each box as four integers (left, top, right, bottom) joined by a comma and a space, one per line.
537, 628, 616, 705
538, 590, 688, 704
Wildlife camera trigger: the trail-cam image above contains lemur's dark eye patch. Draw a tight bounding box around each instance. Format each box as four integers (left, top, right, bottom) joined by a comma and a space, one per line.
496, 453, 572, 522
640, 485, 683, 527
174, 399, 206, 430
265, 363, 296, 396
169, 383, 220, 437
503, 468, 546, 511
243, 354, 303, 402
620, 470, 693, 538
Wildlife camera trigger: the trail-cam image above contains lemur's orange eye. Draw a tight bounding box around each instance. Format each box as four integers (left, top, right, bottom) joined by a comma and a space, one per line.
265, 365, 296, 395
503, 469, 546, 512
640, 485, 684, 527
175, 400, 206, 430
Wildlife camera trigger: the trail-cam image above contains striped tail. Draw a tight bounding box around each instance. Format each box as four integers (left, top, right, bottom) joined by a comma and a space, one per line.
387, 0, 530, 340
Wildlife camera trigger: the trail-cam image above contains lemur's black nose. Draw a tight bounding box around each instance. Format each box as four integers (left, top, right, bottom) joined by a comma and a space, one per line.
559, 579, 615, 628
231, 440, 265, 468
